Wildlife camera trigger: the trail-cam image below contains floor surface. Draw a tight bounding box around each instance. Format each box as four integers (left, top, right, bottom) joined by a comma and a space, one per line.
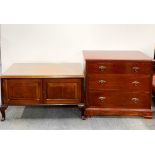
0, 103, 155, 130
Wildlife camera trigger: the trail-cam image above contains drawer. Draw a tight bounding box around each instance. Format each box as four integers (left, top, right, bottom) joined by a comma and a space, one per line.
86, 61, 152, 74
2, 79, 42, 105
87, 75, 151, 91
87, 91, 151, 109
43, 78, 82, 104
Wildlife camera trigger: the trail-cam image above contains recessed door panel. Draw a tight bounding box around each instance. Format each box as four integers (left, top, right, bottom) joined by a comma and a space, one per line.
43, 79, 82, 104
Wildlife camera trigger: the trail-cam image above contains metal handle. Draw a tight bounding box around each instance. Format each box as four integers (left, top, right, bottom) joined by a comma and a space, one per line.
99, 65, 107, 72
98, 96, 106, 102
132, 66, 140, 72
98, 80, 106, 84
132, 81, 140, 86
131, 98, 139, 103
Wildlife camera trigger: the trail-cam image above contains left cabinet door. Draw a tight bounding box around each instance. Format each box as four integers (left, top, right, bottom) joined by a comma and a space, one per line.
2, 79, 43, 105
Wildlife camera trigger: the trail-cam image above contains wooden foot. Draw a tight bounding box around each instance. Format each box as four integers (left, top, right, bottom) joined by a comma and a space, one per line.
144, 115, 152, 119
0, 105, 8, 121
81, 115, 86, 120
78, 104, 87, 120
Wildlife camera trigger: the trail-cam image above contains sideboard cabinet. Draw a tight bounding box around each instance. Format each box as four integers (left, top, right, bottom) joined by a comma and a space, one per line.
83, 50, 153, 119
0, 63, 84, 121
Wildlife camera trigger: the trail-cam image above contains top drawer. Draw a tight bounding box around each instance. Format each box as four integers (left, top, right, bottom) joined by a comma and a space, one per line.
86, 61, 153, 74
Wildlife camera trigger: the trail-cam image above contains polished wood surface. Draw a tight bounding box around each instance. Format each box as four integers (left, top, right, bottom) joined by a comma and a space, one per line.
43, 79, 82, 104
1, 63, 84, 78
152, 52, 155, 95
83, 50, 152, 60
88, 75, 151, 91
152, 74, 155, 95
0, 63, 84, 121
84, 50, 153, 119
84, 108, 152, 119
2, 79, 43, 105
86, 61, 152, 74
88, 91, 150, 109
2, 78, 83, 106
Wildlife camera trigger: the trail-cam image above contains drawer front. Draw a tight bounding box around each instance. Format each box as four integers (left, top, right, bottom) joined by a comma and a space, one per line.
43, 79, 82, 104
87, 91, 151, 109
2, 79, 42, 105
87, 75, 151, 91
86, 61, 152, 74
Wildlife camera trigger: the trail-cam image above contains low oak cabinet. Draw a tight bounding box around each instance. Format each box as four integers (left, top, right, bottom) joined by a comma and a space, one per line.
83, 50, 153, 119
0, 63, 84, 121
2, 78, 82, 105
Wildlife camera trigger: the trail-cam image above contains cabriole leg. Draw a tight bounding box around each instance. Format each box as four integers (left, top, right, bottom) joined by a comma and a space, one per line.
78, 105, 87, 120
0, 105, 8, 121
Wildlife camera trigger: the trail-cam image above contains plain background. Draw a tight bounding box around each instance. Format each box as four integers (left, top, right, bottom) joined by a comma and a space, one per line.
1, 24, 155, 72
1, 0, 155, 155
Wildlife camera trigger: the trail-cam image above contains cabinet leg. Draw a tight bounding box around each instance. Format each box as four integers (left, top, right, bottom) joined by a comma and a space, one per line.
81, 115, 87, 120
0, 105, 8, 121
78, 105, 87, 120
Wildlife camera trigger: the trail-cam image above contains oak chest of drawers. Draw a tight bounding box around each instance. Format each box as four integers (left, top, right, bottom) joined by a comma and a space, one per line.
83, 50, 153, 118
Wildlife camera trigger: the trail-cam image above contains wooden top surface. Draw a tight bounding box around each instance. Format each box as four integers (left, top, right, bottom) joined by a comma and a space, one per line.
83, 50, 152, 61
1, 63, 84, 78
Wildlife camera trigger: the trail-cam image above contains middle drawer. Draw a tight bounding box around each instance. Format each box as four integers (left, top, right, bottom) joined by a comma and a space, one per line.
87, 75, 151, 91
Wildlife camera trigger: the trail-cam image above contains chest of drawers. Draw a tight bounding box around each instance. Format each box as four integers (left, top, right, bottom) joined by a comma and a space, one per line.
83, 51, 153, 119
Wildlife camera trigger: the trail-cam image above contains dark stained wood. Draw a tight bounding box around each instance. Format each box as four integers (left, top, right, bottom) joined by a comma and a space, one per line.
84, 108, 152, 119
83, 50, 153, 118
1, 78, 83, 105
2, 79, 43, 105
152, 74, 155, 95
87, 91, 151, 109
0, 63, 84, 120
43, 79, 82, 104
1, 78, 84, 120
152, 51, 155, 95
87, 75, 151, 91
86, 61, 152, 74
0, 105, 8, 121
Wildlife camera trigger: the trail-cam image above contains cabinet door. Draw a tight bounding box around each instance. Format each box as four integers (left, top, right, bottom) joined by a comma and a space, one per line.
2, 79, 42, 105
43, 79, 82, 104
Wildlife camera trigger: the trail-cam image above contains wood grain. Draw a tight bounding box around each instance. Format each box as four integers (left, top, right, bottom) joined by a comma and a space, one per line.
83, 50, 152, 60
2, 79, 43, 105
0, 63, 84, 120
0, 63, 84, 78
86, 61, 152, 74
83, 50, 153, 119
43, 79, 82, 104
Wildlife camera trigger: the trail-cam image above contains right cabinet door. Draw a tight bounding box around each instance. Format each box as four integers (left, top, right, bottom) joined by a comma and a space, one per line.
43, 79, 82, 104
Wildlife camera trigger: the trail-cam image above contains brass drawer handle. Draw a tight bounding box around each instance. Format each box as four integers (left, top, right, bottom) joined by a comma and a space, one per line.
98, 96, 106, 102
99, 65, 107, 72
132, 66, 140, 72
98, 80, 106, 84
131, 98, 139, 103
132, 81, 140, 86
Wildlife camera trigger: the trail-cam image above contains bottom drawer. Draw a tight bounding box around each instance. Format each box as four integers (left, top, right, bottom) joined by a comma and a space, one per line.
87, 91, 151, 109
